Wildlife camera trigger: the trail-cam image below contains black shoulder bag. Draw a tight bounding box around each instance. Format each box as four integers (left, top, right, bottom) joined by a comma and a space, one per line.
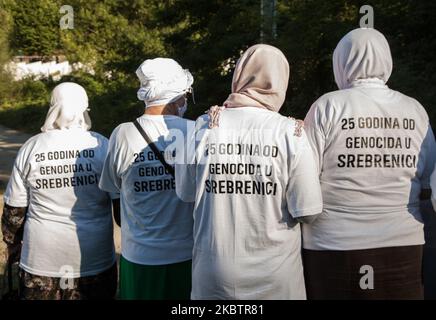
133, 120, 175, 178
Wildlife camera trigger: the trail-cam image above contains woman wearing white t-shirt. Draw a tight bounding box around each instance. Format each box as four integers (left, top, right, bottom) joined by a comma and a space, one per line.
176, 44, 323, 299
303, 28, 436, 299
99, 58, 195, 300
2, 82, 117, 299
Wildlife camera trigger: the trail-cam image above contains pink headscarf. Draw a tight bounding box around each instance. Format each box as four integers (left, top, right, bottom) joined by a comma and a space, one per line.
208, 44, 290, 128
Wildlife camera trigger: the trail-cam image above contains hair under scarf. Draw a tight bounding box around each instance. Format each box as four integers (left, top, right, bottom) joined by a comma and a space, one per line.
333, 28, 393, 90
41, 82, 91, 132
136, 58, 193, 108
208, 44, 290, 128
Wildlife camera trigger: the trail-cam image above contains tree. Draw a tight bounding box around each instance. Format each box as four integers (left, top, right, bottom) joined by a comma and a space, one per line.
1, 0, 435, 133
60, 0, 169, 78
275, 0, 359, 118
161, 0, 261, 116
7, 0, 62, 56
0, 2, 14, 103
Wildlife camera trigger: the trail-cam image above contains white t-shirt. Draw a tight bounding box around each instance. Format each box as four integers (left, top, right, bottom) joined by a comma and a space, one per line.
303, 82, 436, 251
176, 107, 323, 300
431, 165, 436, 211
428, 165, 436, 248
4, 128, 115, 278
99, 115, 194, 265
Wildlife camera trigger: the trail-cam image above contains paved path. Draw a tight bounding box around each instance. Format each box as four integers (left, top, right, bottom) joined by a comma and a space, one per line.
0, 125, 121, 294
0, 125, 30, 192
0, 125, 30, 285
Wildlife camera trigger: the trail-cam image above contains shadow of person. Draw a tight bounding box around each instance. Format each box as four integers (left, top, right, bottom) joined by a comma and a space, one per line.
66, 136, 117, 299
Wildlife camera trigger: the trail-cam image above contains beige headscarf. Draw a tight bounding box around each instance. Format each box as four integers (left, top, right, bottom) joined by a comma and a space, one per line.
333, 28, 393, 90
208, 44, 290, 128
41, 82, 91, 132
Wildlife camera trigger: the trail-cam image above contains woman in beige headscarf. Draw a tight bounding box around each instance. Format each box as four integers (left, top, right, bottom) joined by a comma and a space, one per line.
176, 44, 322, 300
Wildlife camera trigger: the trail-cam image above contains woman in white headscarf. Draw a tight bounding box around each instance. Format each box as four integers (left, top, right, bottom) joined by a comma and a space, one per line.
99, 58, 195, 300
303, 28, 436, 299
2, 82, 117, 300
176, 44, 323, 300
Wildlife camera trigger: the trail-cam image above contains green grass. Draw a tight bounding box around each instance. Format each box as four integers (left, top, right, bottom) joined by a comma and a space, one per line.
0, 101, 48, 134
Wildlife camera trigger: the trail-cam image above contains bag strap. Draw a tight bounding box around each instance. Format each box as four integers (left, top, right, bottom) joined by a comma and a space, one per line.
133, 119, 175, 177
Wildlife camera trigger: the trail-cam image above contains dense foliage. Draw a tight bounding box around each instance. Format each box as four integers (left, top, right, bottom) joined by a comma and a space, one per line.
0, 0, 435, 137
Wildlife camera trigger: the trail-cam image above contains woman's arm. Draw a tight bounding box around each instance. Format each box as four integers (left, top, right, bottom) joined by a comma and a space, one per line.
1, 204, 27, 263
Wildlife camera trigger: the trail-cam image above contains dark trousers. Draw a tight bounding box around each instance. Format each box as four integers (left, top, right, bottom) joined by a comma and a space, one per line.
303, 245, 424, 300
424, 246, 436, 299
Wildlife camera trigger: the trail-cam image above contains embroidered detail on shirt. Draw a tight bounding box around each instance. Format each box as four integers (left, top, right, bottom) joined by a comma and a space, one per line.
288, 117, 304, 137
207, 105, 226, 129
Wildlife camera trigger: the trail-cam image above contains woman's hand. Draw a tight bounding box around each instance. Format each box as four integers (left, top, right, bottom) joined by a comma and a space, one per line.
5, 243, 21, 264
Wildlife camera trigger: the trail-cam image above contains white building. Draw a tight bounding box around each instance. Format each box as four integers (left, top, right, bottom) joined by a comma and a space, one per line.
5, 56, 94, 81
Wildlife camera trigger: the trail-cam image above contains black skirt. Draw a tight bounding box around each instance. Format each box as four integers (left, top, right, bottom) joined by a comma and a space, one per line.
303, 245, 424, 300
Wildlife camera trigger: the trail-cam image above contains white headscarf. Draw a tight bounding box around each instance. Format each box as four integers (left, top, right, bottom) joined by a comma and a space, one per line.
333, 28, 393, 90
136, 58, 193, 108
41, 82, 91, 132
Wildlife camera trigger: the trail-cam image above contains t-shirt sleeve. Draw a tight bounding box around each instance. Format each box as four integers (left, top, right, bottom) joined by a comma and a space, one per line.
431, 165, 436, 211
175, 164, 196, 202
420, 123, 436, 190
99, 129, 122, 195
304, 101, 326, 176
286, 128, 323, 218
3, 145, 30, 208
175, 121, 196, 203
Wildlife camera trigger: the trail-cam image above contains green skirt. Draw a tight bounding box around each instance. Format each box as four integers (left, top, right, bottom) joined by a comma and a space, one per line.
119, 256, 192, 300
